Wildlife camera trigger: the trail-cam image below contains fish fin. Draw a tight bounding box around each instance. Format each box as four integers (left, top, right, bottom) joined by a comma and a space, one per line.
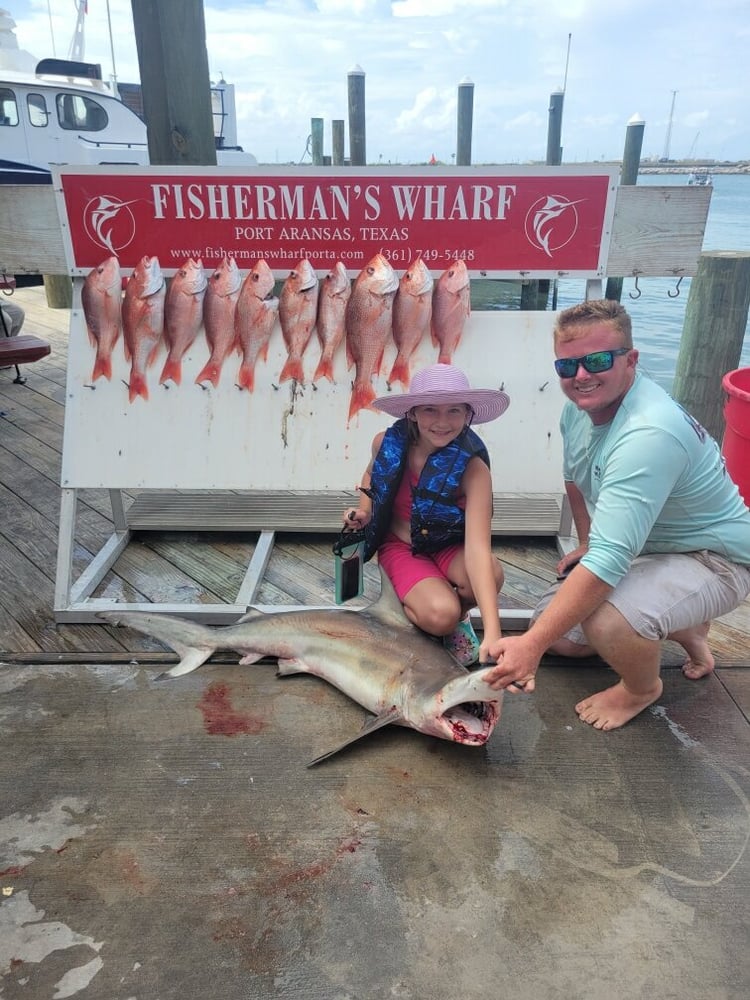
374, 346, 387, 377
279, 356, 304, 383
312, 356, 334, 383
307, 707, 404, 767
99, 611, 217, 676
146, 341, 162, 369
348, 379, 376, 420
237, 364, 256, 392
159, 356, 182, 385
365, 566, 415, 628
91, 355, 112, 381
388, 354, 410, 387
128, 371, 149, 402
195, 360, 221, 387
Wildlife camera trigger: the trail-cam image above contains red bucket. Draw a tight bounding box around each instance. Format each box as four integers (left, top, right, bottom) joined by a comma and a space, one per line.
722, 367, 750, 506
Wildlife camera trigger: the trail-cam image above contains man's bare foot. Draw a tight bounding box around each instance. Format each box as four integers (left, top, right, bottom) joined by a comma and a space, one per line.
671, 622, 715, 680
575, 678, 663, 730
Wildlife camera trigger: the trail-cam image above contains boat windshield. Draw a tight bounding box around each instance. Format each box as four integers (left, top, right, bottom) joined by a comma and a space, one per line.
0, 88, 19, 126
56, 93, 109, 131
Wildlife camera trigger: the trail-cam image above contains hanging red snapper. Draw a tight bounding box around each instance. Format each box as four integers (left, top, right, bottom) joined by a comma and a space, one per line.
235, 259, 279, 392
122, 255, 165, 403
195, 256, 242, 387
160, 258, 207, 386
313, 261, 351, 383
431, 258, 470, 364
389, 256, 433, 387
81, 256, 122, 382
278, 258, 319, 384
345, 253, 398, 420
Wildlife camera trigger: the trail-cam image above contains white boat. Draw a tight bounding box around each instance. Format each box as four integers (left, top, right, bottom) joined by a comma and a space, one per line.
688, 168, 713, 187
0, 7, 256, 182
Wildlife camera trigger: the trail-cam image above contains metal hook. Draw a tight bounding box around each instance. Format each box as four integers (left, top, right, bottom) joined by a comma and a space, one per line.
629, 275, 642, 300
667, 276, 684, 298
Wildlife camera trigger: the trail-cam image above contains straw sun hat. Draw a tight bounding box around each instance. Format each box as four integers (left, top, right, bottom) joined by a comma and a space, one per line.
372, 364, 510, 424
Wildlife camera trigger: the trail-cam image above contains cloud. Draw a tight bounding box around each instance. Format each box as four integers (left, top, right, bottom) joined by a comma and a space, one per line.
7, 0, 750, 163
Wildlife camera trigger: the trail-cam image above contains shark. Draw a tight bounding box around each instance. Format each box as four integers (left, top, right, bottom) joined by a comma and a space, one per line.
101, 568, 503, 766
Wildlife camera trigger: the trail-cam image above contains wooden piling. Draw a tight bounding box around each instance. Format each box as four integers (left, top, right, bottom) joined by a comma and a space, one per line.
605, 114, 645, 302
131, 0, 217, 166
672, 251, 750, 441
456, 78, 474, 166
522, 91, 565, 311
348, 66, 366, 166
311, 118, 324, 165
43, 274, 72, 309
332, 120, 345, 165
546, 90, 564, 166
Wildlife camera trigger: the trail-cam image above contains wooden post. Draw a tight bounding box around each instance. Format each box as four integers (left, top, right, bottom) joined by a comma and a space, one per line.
672, 251, 750, 441
522, 91, 565, 311
43, 274, 72, 309
311, 118, 324, 165
332, 120, 345, 165
456, 77, 474, 166
348, 66, 366, 166
605, 114, 645, 302
130, 0, 217, 166
546, 90, 564, 166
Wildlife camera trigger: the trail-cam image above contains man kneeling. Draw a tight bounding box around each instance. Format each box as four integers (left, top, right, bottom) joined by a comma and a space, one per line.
484, 299, 750, 729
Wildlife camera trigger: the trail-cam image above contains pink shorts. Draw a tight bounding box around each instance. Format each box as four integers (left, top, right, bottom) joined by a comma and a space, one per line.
377, 533, 463, 601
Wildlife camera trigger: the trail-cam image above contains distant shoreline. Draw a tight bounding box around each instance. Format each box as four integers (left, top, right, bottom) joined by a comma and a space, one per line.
637, 163, 750, 175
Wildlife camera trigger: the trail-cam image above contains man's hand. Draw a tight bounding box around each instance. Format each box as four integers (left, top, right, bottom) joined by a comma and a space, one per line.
482, 634, 542, 692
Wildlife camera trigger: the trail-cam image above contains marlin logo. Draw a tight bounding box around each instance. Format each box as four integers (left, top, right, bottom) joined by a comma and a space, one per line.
525, 195, 584, 258
83, 195, 138, 255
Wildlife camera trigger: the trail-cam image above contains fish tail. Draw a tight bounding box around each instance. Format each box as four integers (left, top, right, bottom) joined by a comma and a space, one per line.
348, 379, 376, 420
159, 355, 182, 385
313, 355, 334, 383
279, 356, 304, 383
237, 363, 256, 392
91, 354, 112, 382
128, 370, 149, 402
98, 611, 218, 677
437, 347, 455, 364
195, 360, 221, 387
388, 354, 410, 387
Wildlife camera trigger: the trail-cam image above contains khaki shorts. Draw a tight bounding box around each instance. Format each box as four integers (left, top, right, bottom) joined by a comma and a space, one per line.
532, 551, 750, 644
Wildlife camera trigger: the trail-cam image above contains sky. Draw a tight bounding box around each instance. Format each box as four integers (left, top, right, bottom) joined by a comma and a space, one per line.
4, 0, 750, 166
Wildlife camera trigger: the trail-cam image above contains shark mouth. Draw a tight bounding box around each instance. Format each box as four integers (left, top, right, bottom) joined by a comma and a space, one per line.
442, 700, 500, 745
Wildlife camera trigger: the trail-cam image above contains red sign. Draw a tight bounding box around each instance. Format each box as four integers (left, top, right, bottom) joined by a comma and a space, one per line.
55, 166, 617, 278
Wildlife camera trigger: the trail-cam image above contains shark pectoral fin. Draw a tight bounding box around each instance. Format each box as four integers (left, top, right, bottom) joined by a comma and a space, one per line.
307, 706, 404, 767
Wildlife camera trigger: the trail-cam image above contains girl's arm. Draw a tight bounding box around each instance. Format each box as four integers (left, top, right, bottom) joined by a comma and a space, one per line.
462, 458, 503, 648
342, 431, 384, 529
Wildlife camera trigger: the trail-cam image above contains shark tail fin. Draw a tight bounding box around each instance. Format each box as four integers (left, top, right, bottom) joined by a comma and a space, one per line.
307, 706, 403, 767
99, 611, 217, 677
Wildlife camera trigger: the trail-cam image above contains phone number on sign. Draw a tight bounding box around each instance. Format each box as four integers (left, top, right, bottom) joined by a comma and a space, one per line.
379, 248, 476, 263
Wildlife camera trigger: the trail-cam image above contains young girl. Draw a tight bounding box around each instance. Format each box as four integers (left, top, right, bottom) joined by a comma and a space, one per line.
342, 363, 510, 666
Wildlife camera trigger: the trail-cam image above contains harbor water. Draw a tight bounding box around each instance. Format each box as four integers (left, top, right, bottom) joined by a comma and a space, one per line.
476, 173, 750, 394
559, 173, 750, 393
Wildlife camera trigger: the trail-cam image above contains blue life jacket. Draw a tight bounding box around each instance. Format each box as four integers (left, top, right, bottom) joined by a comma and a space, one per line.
362, 418, 491, 561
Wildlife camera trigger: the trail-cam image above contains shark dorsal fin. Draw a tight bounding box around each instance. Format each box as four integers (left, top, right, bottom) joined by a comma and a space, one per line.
364, 566, 414, 628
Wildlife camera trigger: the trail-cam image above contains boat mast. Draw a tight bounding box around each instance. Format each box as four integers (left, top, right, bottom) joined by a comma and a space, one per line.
67, 0, 87, 62
662, 89, 677, 161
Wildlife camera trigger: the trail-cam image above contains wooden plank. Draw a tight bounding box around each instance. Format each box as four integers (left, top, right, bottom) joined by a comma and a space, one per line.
0, 185, 66, 275
3, 182, 711, 280
607, 185, 711, 278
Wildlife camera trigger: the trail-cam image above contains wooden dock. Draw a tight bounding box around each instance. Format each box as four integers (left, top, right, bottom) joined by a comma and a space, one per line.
1, 283, 749, 669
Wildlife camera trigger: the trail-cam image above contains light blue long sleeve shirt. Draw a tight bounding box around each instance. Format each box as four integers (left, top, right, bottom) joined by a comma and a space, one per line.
561, 372, 750, 586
